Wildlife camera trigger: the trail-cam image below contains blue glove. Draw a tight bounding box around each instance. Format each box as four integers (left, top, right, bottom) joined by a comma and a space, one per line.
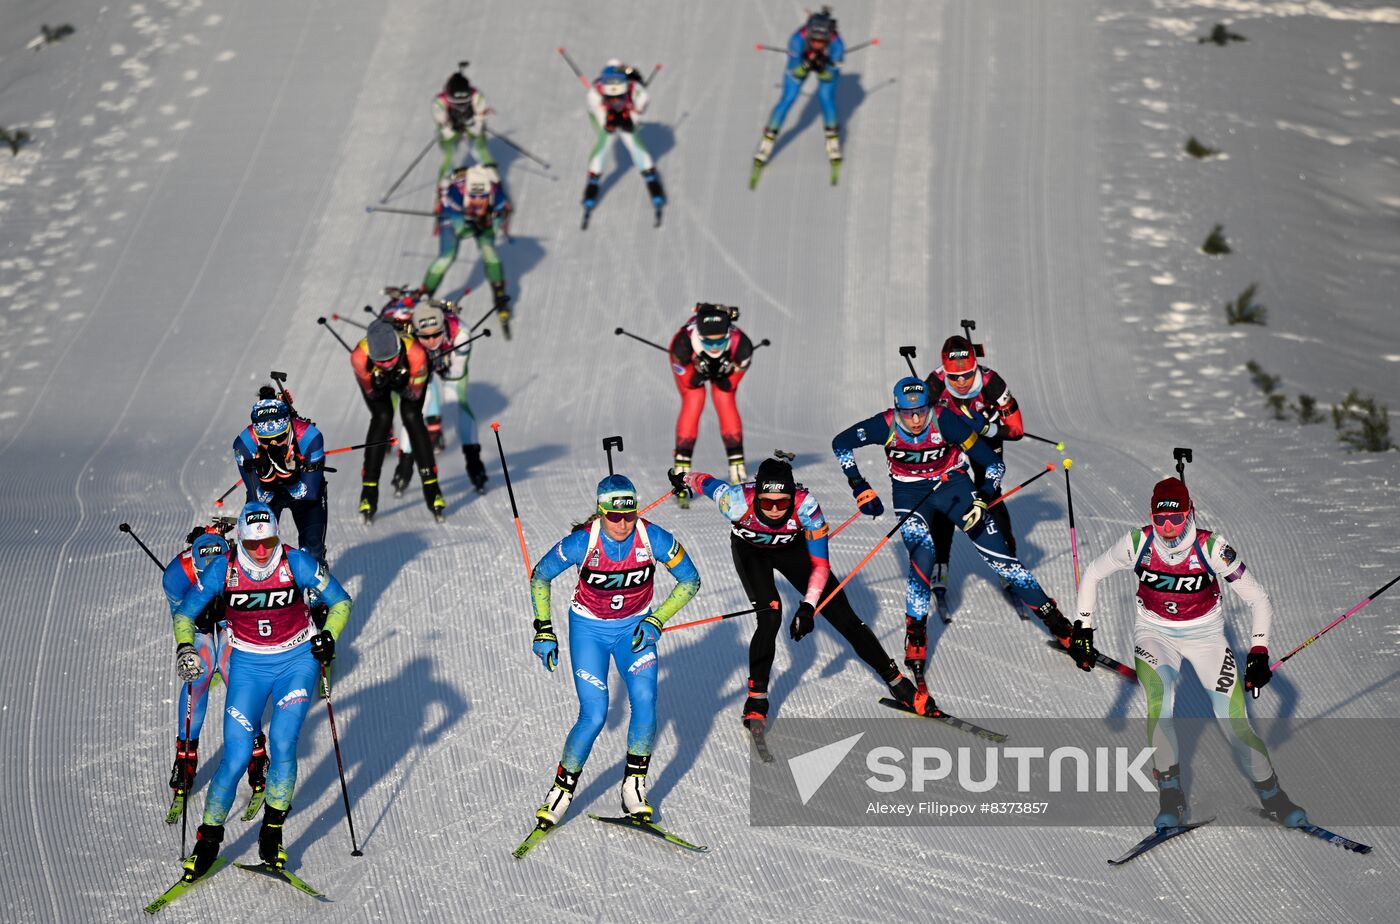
532, 618, 558, 672
850, 477, 884, 518
631, 614, 663, 653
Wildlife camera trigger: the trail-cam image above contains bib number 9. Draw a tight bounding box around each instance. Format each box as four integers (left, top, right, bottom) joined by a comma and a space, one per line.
610, 594, 625, 611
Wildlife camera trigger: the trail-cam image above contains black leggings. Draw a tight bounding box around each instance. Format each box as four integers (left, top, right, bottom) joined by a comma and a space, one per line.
729, 536, 897, 691
360, 389, 433, 483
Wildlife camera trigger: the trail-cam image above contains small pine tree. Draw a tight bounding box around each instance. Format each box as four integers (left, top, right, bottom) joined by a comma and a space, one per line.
1, 127, 32, 156
1199, 24, 1246, 45
1185, 136, 1219, 159
1245, 360, 1279, 395
1202, 225, 1231, 255
1266, 394, 1288, 420
1294, 394, 1324, 424
1333, 391, 1393, 452
1224, 283, 1266, 325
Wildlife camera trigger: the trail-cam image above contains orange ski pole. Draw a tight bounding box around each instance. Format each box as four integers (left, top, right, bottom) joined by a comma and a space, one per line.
491, 421, 532, 578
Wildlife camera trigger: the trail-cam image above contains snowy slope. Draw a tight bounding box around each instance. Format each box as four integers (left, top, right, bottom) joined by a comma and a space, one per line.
2, 0, 1398, 921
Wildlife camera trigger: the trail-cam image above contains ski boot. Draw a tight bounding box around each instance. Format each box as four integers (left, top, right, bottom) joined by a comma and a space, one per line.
421, 465, 446, 522
169, 738, 198, 794
535, 764, 580, 829
642, 168, 665, 226
491, 280, 512, 340
391, 451, 415, 496
358, 482, 378, 523
464, 443, 488, 494
755, 128, 777, 164
621, 753, 653, 822
727, 454, 747, 485
1034, 599, 1073, 644
427, 415, 445, 452
582, 172, 601, 210
904, 616, 928, 690
888, 673, 941, 717
825, 125, 842, 185
672, 452, 693, 508
741, 678, 769, 732
1153, 764, 1187, 830
182, 823, 224, 882
1254, 772, 1308, 827
258, 804, 289, 869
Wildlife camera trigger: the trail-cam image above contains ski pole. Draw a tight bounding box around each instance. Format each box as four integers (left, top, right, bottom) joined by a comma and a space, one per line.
640, 490, 673, 516
1271, 570, 1400, 672
845, 38, 881, 53
213, 439, 398, 507
117, 522, 164, 570
379, 136, 436, 203
614, 327, 669, 353
434, 328, 491, 360
828, 510, 861, 539
179, 682, 194, 859
557, 47, 589, 88
330, 312, 369, 330
317, 317, 355, 353
467, 304, 496, 334
1063, 458, 1079, 590
365, 205, 436, 218
988, 463, 1057, 509
1022, 431, 1067, 451
662, 601, 776, 634
491, 421, 532, 578
485, 127, 550, 169
755, 44, 788, 54
642, 64, 662, 87
320, 666, 363, 856
753, 338, 773, 350
813, 480, 943, 616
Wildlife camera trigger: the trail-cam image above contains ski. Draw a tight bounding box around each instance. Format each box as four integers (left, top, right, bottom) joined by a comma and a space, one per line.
512, 821, 555, 859
746, 724, 775, 764
496, 309, 512, 341
164, 791, 186, 825
829, 159, 841, 186
749, 160, 765, 190
581, 208, 592, 230
1045, 639, 1138, 682
239, 787, 266, 822
587, 813, 709, 853
234, 861, 327, 900
876, 698, 1008, 742
143, 857, 229, 914
1107, 818, 1214, 866
1256, 811, 1372, 854
653, 205, 663, 228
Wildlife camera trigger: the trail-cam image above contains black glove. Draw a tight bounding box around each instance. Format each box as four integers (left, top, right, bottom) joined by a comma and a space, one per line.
789, 602, 816, 642
692, 354, 716, 381
667, 467, 688, 494
310, 630, 336, 665
1069, 620, 1095, 672
1244, 647, 1272, 696
849, 477, 884, 518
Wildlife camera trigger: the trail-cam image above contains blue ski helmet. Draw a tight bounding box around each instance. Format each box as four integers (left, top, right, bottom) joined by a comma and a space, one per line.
893, 376, 929, 410
596, 474, 639, 513
237, 501, 279, 543
599, 66, 629, 97
250, 398, 291, 439
190, 530, 229, 572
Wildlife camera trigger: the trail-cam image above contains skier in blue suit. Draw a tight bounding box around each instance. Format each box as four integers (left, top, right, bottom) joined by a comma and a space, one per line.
754, 6, 846, 171
232, 392, 327, 565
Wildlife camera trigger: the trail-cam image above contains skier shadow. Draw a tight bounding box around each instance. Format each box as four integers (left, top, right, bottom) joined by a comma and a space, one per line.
595, 122, 676, 204
294, 654, 470, 856
485, 441, 568, 488
442, 234, 547, 305
327, 530, 432, 682
768, 71, 867, 163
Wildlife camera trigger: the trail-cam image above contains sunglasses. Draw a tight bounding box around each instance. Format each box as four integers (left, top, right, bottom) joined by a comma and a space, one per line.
700, 336, 729, 351
945, 368, 977, 382
241, 536, 279, 553
372, 357, 400, 369
603, 511, 637, 524
757, 496, 791, 515
1152, 511, 1188, 527
897, 406, 929, 419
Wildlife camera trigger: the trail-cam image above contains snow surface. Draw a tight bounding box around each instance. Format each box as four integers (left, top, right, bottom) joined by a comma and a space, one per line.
2, 1, 1398, 921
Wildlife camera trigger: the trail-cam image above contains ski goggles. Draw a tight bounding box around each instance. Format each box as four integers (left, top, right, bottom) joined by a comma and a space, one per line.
896, 406, 930, 424
603, 510, 637, 524
944, 367, 977, 385
241, 536, 279, 554
1152, 511, 1188, 527
416, 329, 447, 348
700, 335, 729, 352
757, 495, 792, 516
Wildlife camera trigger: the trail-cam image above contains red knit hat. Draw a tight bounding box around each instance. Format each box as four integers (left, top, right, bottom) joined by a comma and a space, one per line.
1150, 477, 1191, 514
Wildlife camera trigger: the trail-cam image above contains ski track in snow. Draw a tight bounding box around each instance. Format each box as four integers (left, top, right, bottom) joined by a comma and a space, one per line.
1, 1, 1398, 922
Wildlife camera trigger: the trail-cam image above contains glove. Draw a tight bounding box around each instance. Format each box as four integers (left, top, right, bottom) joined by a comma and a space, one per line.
789, 602, 816, 642
175, 643, 203, 683
792, 63, 810, 79
287, 480, 308, 500
692, 354, 715, 380
667, 467, 688, 495
1244, 647, 1272, 696
960, 497, 989, 533
255, 486, 275, 504
1069, 620, 1095, 672
310, 630, 336, 665
532, 619, 558, 672
850, 478, 884, 518
631, 614, 664, 652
